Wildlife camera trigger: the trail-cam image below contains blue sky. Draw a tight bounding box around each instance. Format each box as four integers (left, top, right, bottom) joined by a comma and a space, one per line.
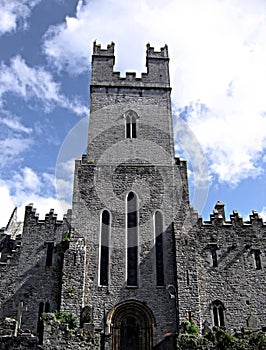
0, 0, 266, 227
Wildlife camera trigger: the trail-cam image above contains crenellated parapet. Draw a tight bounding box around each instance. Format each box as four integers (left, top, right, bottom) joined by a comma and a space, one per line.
91, 42, 170, 89
249, 210, 264, 226
146, 43, 169, 59
93, 41, 115, 56
24, 204, 63, 226
197, 201, 266, 227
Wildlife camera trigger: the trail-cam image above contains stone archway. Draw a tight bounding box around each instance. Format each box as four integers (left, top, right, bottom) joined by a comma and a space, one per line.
107, 300, 156, 350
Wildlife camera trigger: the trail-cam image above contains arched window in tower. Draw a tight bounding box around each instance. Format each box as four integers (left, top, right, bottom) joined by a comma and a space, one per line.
212, 300, 225, 328
99, 210, 110, 286
154, 211, 165, 286
125, 110, 137, 139
127, 192, 138, 286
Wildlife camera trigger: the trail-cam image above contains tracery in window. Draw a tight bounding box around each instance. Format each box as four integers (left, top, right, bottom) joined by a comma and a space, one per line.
99, 210, 110, 286
212, 300, 225, 328
127, 192, 138, 286
125, 110, 138, 139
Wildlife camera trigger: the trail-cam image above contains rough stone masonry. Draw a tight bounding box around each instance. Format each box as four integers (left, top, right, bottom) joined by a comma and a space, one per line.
0, 42, 265, 350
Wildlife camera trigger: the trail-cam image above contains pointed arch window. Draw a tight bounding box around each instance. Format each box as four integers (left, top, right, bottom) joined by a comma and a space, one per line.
155, 211, 165, 286
212, 300, 225, 328
125, 111, 137, 139
127, 192, 138, 286
100, 210, 110, 286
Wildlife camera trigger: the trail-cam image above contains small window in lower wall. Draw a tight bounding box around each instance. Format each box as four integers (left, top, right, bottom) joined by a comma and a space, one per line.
253, 249, 262, 270
211, 246, 218, 267
212, 300, 225, 328
37, 302, 44, 345
80, 306, 93, 327
45, 302, 50, 313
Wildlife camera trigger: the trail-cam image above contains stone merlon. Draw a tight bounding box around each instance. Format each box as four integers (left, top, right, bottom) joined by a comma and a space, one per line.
91, 42, 170, 88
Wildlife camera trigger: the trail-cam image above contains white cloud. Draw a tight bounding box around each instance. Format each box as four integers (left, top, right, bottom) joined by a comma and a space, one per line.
259, 207, 266, 222
177, 101, 266, 185
0, 184, 66, 228
0, 55, 89, 116
55, 158, 75, 214
42, 0, 266, 185
0, 137, 33, 167
0, 116, 32, 134
0, 185, 16, 228
0, 166, 71, 227
14, 167, 41, 190
0, 113, 34, 168
0, 0, 41, 35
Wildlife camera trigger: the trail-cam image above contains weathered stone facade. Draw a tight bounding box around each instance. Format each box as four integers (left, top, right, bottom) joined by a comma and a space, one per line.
0, 42, 265, 349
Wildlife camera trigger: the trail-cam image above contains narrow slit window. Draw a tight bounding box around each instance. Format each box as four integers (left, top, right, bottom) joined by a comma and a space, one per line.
45, 243, 53, 269
254, 250, 262, 270
155, 211, 164, 286
100, 210, 110, 286
211, 247, 218, 267
37, 302, 44, 345
45, 302, 50, 313
186, 270, 190, 286
127, 192, 138, 286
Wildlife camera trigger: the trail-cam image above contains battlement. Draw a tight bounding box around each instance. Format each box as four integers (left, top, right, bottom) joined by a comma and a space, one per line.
93, 41, 115, 56
24, 204, 64, 225
199, 201, 266, 227
91, 42, 170, 89
146, 43, 169, 59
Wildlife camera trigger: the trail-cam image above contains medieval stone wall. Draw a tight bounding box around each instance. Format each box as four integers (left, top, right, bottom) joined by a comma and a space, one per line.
176, 202, 266, 333
0, 205, 71, 336
64, 158, 186, 344
0, 42, 265, 350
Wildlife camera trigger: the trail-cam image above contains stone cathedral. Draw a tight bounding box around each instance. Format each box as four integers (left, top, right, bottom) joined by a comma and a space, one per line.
0, 42, 265, 349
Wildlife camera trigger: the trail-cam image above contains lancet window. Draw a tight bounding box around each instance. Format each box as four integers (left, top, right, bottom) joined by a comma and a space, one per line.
127, 192, 138, 286
155, 211, 164, 286
99, 210, 110, 286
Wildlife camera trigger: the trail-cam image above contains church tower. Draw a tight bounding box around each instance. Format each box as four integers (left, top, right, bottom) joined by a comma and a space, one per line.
0, 42, 265, 349
61, 42, 190, 349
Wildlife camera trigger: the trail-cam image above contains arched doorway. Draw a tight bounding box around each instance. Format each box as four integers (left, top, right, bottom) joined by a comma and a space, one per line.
107, 300, 155, 350
120, 316, 140, 350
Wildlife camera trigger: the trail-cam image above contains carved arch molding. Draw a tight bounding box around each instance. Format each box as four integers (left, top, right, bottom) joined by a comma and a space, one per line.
107, 300, 155, 350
